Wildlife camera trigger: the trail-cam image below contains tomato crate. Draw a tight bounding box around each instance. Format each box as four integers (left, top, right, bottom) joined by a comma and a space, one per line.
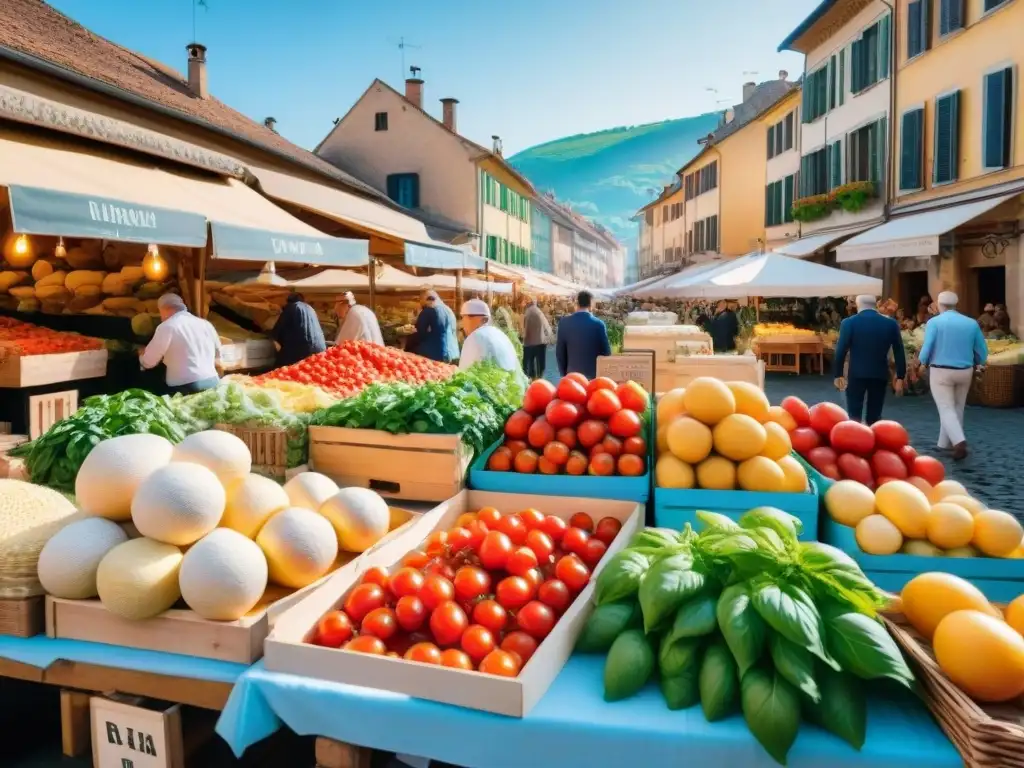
653, 485, 820, 540
0, 349, 107, 388
265, 490, 644, 717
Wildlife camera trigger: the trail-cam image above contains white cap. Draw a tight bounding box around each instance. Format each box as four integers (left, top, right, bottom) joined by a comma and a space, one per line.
855, 295, 877, 309
938, 291, 958, 307
340, 291, 356, 306
460, 298, 491, 318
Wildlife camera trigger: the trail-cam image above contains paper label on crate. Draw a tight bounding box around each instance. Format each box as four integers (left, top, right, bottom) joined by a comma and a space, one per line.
597, 351, 655, 392
93, 708, 168, 768
220, 344, 243, 366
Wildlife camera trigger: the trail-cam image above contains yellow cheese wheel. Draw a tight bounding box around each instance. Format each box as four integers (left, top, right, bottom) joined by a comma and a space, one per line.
96, 538, 183, 620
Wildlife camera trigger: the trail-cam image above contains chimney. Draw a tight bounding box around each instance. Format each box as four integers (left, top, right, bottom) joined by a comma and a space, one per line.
725, 108, 736, 124
405, 66, 423, 109
186, 43, 208, 99
742, 81, 756, 102
264, 117, 277, 132
779, 69, 789, 82
492, 135, 503, 156
440, 97, 459, 132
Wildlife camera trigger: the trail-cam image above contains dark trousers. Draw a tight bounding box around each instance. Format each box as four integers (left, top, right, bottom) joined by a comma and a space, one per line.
165, 376, 220, 396
846, 377, 887, 424
523, 344, 546, 380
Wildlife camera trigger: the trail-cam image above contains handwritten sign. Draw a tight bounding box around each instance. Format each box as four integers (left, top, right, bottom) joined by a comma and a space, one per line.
91, 696, 180, 768
596, 350, 655, 393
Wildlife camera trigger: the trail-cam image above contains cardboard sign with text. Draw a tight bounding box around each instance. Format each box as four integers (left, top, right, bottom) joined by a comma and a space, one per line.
596, 350, 655, 393
91, 696, 183, 768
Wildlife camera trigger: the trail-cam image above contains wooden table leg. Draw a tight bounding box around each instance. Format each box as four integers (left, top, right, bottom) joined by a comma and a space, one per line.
60, 689, 91, 758
315, 737, 375, 768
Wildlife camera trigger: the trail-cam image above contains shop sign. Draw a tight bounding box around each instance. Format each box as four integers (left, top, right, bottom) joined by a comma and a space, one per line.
8, 185, 208, 247
405, 241, 484, 271
597, 350, 655, 393
836, 236, 939, 263
211, 221, 368, 267
90, 696, 179, 768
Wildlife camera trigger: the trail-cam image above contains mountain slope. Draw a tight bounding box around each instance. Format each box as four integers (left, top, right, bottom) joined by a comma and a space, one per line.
509, 112, 720, 246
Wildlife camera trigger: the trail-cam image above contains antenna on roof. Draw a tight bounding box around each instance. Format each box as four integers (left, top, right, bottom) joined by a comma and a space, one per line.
390, 37, 422, 82
192, 0, 209, 42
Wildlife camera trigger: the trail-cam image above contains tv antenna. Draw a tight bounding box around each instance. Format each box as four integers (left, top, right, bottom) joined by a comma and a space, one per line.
192, 0, 208, 41
391, 37, 422, 81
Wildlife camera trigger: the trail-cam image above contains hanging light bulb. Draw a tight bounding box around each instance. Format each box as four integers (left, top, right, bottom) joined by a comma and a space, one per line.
142, 243, 167, 281
8, 234, 34, 268
54, 237, 67, 260
14, 234, 28, 255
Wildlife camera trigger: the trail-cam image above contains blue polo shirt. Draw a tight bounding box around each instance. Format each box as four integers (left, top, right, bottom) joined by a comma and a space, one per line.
919, 310, 988, 369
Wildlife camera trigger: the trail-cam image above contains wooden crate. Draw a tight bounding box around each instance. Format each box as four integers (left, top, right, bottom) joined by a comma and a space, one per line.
89, 693, 216, 768
655, 354, 765, 392
45, 506, 419, 663
28, 389, 78, 440
309, 426, 471, 502
0, 595, 43, 637
214, 423, 288, 479
244, 339, 276, 369
0, 349, 107, 388
218, 342, 247, 372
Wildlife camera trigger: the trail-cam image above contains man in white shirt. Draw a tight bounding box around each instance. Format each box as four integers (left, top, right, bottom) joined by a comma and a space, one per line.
459, 299, 527, 387
335, 291, 384, 346
140, 293, 221, 395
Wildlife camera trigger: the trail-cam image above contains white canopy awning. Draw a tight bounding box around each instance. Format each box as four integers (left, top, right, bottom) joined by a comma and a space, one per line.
836, 194, 1018, 263
773, 225, 871, 258
428, 274, 514, 295
288, 264, 427, 291
631, 259, 730, 298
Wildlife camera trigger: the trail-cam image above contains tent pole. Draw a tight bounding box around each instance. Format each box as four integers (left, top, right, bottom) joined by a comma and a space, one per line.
485, 260, 492, 304
456, 269, 463, 310
368, 258, 377, 311
755, 297, 760, 322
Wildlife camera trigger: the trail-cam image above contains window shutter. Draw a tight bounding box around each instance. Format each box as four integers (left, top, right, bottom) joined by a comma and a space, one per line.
825, 143, 833, 189
941, 0, 964, 35
767, 125, 775, 158
871, 117, 887, 185
934, 92, 960, 183
784, 174, 795, 223
830, 140, 843, 189
850, 40, 863, 92
774, 183, 784, 226
801, 83, 811, 123
784, 112, 794, 150
900, 109, 923, 190
765, 185, 773, 226
829, 55, 837, 110
838, 49, 846, 106
908, 2, 922, 57
775, 124, 783, 156
879, 14, 891, 79
983, 68, 1011, 169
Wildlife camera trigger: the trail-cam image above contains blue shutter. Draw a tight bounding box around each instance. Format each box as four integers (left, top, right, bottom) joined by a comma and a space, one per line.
900, 108, 924, 190
850, 40, 863, 93
801, 82, 811, 123
829, 55, 837, 110
940, 0, 964, 35
983, 68, 1012, 170
784, 174, 795, 223
934, 91, 960, 184
879, 14, 891, 79
838, 49, 846, 105
908, 1, 922, 57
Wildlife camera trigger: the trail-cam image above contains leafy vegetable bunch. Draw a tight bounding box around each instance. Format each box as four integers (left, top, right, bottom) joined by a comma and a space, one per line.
577, 508, 913, 766
10, 389, 187, 490
310, 362, 524, 458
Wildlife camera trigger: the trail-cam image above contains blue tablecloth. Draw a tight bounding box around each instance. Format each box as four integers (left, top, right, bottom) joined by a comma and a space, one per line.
216, 655, 962, 768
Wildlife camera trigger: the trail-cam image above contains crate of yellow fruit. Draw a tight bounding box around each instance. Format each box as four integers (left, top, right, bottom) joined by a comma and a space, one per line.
652, 378, 819, 538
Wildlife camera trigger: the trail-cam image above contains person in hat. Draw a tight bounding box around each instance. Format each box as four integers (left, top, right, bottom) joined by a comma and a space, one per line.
459, 298, 526, 385
919, 291, 988, 460
271, 292, 326, 367
422, 288, 460, 363
411, 290, 451, 362
833, 294, 906, 424
139, 293, 222, 395
335, 291, 383, 346
977, 303, 997, 334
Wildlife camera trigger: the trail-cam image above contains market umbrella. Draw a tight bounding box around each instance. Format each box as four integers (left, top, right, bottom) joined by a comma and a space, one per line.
630, 259, 730, 298
287, 264, 428, 291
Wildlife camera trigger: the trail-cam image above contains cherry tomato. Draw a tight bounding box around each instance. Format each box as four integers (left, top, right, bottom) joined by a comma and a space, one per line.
476, 507, 502, 527
525, 529, 555, 562
429, 601, 469, 646
478, 530, 514, 570
517, 601, 556, 639
519, 508, 546, 530
472, 599, 508, 633
537, 579, 572, 613
555, 555, 591, 592
425, 530, 449, 557
343, 583, 387, 624
455, 512, 478, 529
446, 526, 474, 554
494, 514, 528, 545
419, 574, 455, 611
402, 551, 430, 569
404, 642, 442, 664
360, 566, 390, 591
315, 611, 354, 647
593, 517, 623, 546
581, 538, 608, 568
505, 546, 540, 577
453, 566, 492, 602
395, 595, 427, 632
569, 512, 594, 532
460, 624, 497, 664
389, 567, 426, 598
478, 649, 520, 677
344, 635, 386, 655
501, 631, 538, 664
496, 576, 533, 610
361, 607, 398, 640
538, 515, 568, 544
522, 567, 543, 591
439, 648, 474, 669
561, 527, 591, 557
423, 558, 455, 581
465, 519, 490, 550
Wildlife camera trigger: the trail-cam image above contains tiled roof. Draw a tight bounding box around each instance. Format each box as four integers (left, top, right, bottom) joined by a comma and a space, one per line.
0, 0, 390, 201
778, 0, 843, 52
710, 80, 798, 144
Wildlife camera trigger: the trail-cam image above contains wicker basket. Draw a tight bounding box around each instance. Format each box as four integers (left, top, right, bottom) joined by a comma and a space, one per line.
968, 365, 1021, 408
214, 423, 288, 479
883, 610, 1024, 767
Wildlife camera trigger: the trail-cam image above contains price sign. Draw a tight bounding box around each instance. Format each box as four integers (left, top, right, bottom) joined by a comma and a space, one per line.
596, 350, 655, 393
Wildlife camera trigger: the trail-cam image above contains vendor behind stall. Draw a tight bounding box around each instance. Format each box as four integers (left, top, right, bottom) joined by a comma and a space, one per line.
272, 293, 326, 366
709, 300, 739, 353
459, 298, 527, 386
335, 291, 384, 345
139, 294, 221, 395
411, 291, 451, 362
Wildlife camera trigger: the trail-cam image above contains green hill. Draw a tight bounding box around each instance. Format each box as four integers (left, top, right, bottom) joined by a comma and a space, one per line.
509, 112, 721, 246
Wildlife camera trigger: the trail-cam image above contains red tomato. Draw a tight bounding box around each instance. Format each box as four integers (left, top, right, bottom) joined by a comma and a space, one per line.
472, 599, 508, 633
453, 566, 492, 602
830, 421, 875, 455
561, 526, 590, 555
402, 550, 430, 569
360, 566, 390, 591
538, 515, 568, 544
478, 530, 514, 570
522, 380, 556, 415
820, 463, 841, 480
477, 507, 502, 527
496, 576, 534, 609
790, 427, 821, 455
465, 519, 489, 550
555, 554, 591, 592
542, 441, 571, 466
554, 428, 577, 449
608, 409, 643, 439
506, 546, 540, 577
557, 378, 589, 405
460, 624, 497, 664
781, 396, 811, 427
898, 444, 918, 468
500, 631, 538, 664
527, 417, 556, 449
545, 399, 580, 429
518, 508, 545, 529
429, 601, 469, 646
565, 372, 589, 388
478, 649, 520, 677
622, 436, 647, 456
618, 454, 645, 476
395, 595, 427, 632
581, 538, 607, 568
439, 648, 474, 669
565, 451, 588, 475
487, 447, 512, 472
588, 453, 616, 476
343, 583, 387, 624
809, 402, 849, 437
593, 516, 622, 545
601, 435, 623, 458
494, 514, 528, 545
871, 449, 908, 480
390, 567, 426, 598
419, 574, 455, 611
504, 410, 534, 440
587, 389, 623, 419
361, 607, 398, 640
837, 453, 874, 487
616, 381, 649, 413
447, 526, 474, 554
517, 601, 556, 639
315, 611, 354, 647
912, 455, 945, 485
345, 635, 387, 655
504, 440, 528, 457
405, 642, 442, 664
525, 528, 555, 561
424, 531, 448, 557
537, 456, 560, 475
577, 419, 608, 449
537, 578, 572, 612
871, 420, 909, 451
587, 376, 617, 396
807, 446, 838, 472
513, 449, 539, 474
568, 512, 594, 531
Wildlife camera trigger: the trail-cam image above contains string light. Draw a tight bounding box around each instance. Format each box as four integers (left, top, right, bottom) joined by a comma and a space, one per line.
54, 237, 66, 259
142, 243, 168, 281
13, 234, 28, 255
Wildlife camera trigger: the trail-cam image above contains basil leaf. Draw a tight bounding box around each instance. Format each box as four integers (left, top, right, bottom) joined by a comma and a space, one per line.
638, 554, 706, 633
696, 510, 743, 531
807, 666, 867, 751
699, 639, 739, 722
769, 632, 820, 703
741, 668, 801, 766
739, 506, 803, 542
798, 541, 861, 572
752, 582, 835, 669
666, 592, 719, 640
604, 629, 654, 702
658, 634, 702, 678
661, 666, 701, 710
575, 601, 640, 653
716, 582, 766, 677
594, 549, 653, 606
629, 527, 684, 550
825, 611, 914, 688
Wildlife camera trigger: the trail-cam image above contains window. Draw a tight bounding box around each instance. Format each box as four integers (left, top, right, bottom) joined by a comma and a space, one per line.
374, 112, 388, 131
783, 174, 795, 222
687, 230, 693, 254
706, 215, 718, 252
939, 0, 963, 36
907, 0, 930, 59
851, 14, 890, 94
783, 112, 794, 150
696, 161, 718, 194
838, 50, 846, 106
645, 209, 654, 225
662, 205, 669, 223
767, 124, 776, 159
847, 118, 886, 184
983, 67, 1014, 170
803, 64, 830, 122
984, 0, 1009, 10
829, 54, 838, 110
933, 91, 961, 184
694, 220, 705, 252
828, 139, 843, 189
765, 180, 785, 226
386, 173, 420, 208
684, 174, 695, 200
800, 148, 829, 196
900, 107, 925, 190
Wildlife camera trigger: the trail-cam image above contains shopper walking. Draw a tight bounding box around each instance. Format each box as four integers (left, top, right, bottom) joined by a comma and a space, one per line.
919, 292, 988, 460
832, 295, 906, 424
708, 301, 739, 353
410, 290, 451, 362
555, 290, 611, 380
522, 298, 552, 380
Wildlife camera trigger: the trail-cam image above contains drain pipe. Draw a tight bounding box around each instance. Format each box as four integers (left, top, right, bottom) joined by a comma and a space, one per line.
880, 0, 897, 296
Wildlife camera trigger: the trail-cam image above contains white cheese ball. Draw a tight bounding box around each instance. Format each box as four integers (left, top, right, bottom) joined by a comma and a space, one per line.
179, 529, 269, 620
319, 487, 390, 553
222, 474, 290, 538
283, 472, 338, 512
172, 430, 252, 486
75, 434, 174, 521
38, 517, 129, 599
256, 507, 338, 589
131, 463, 225, 547
96, 538, 183, 620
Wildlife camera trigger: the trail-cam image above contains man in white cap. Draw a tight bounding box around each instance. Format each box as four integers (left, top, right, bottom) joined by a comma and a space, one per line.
919, 291, 988, 460
139, 293, 221, 394
335, 291, 383, 346
459, 298, 527, 385
832, 294, 906, 424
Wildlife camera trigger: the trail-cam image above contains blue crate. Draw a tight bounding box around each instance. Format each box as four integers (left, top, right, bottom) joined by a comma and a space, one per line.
820, 514, 1024, 602
653, 485, 820, 540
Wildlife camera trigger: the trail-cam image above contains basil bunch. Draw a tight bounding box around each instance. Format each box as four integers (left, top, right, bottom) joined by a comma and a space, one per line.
577, 509, 913, 766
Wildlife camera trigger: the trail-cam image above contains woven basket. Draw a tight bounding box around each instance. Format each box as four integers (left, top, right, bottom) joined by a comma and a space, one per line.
0, 481, 80, 599
968, 365, 1021, 408
884, 610, 1024, 767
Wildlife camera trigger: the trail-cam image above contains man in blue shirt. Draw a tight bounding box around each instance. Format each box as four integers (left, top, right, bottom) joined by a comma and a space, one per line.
556, 290, 611, 380
833, 295, 906, 424
412, 291, 451, 362
918, 291, 988, 460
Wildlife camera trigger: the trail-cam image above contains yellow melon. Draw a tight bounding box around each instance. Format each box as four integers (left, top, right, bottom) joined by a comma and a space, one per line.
972, 510, 1024, 558
666, 416, 713, 464
777, 455, 808, 493
1004, 596, 1024, 636
933, 610, 1024, 702
682, 377, 736, 426
696, 456, 737, 490
928, 480, 968, 503
656, 389, 687, 424
655, 454, 695, 489
906, 476, 934, 497
736, 456, 785, 493
903, 540, 944, 556
713, 414, 767, 461
927, 502, 975, 549
855, 515, 903, 555
824, 480, 876, 527
763, 405, 798, 432
901, 572, 1000, 639
944, 545, 979, 558
655, 422, 673, 456
727, 381, 770, 422
760, 422, 792, 461
874, 480, 930, 539
943, 494, 986, 516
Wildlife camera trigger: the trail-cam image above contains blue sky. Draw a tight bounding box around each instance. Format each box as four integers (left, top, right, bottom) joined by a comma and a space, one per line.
49, 0, 819, 155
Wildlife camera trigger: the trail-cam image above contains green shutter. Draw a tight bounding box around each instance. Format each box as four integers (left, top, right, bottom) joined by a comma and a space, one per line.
829, 140, 843, 188
829, 55, 837, 110
838, 49, 846, 105
784, 175, 795, 223
900, 108, 924, 190
801, 81, 811, 123
983, 68, 1012, 170
934, 91, 960, 183
871, 117, 887, 185
767, 125, 775, 157
879, 14, 891, 79
765, 185, 773, 226
850, 39, 863, 93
